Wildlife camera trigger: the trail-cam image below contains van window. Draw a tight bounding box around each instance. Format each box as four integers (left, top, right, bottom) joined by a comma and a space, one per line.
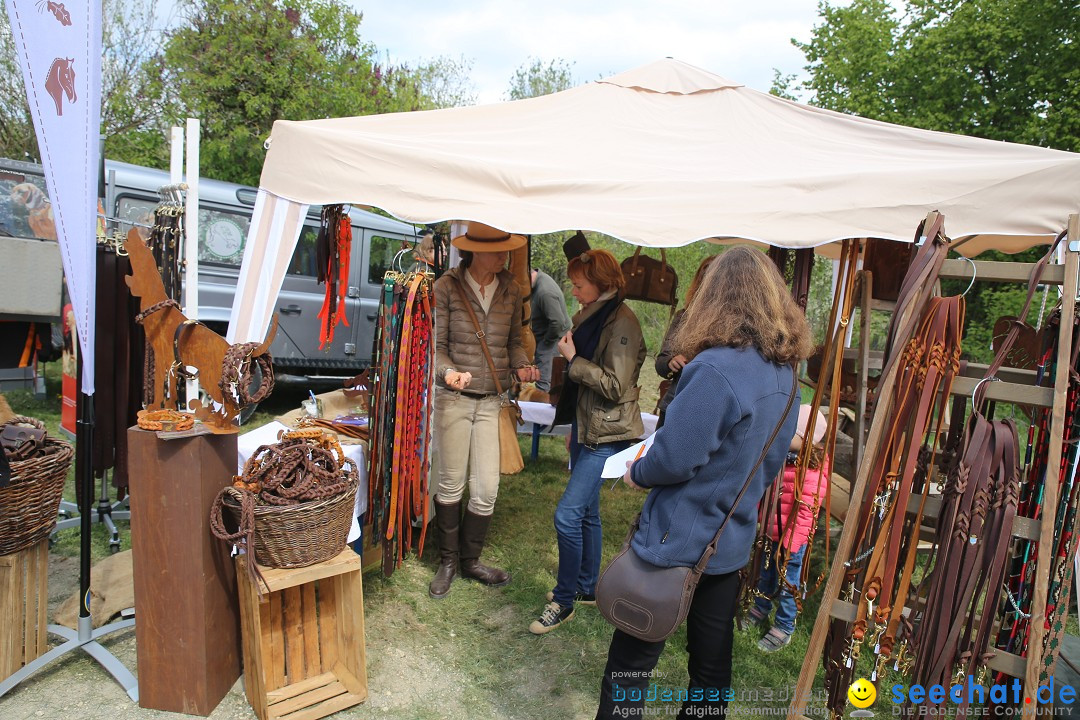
368, 235, 413, 284
0, 168, 56, 240
116, 197, 252, 266
115, 196, 156, 240
287, 224, 322, 277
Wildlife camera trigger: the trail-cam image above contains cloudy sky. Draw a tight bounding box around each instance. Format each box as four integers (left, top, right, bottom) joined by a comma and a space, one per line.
348, 0, 830, 104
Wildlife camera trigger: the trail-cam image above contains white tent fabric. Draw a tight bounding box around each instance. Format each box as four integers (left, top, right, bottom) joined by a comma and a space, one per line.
227, 190, 308, 343
229, 58, 1080, 342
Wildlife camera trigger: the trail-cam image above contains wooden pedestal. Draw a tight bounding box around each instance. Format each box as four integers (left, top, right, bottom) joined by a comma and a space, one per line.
127, 427, 241, 715
0, 540, 48, 682
237, 548, 367, 720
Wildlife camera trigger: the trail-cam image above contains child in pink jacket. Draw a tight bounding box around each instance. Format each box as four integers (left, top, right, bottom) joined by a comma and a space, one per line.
741, 405, 829, 652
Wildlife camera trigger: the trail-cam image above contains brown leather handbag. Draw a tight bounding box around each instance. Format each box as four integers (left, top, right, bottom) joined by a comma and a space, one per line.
621, 248, 678, 306
595, 371, 797, 642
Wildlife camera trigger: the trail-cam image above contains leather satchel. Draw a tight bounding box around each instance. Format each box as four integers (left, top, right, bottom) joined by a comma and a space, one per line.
595, 371, 797, 642
621, 248, 678, 306
1, 418, 47, 462
450, 278, 525, 475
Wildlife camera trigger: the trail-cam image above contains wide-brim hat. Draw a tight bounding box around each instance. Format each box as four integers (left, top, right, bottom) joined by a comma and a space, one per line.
451, 222, 526, 252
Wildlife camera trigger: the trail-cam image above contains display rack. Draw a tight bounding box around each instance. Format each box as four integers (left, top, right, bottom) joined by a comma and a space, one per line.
788, 213, 1080, 719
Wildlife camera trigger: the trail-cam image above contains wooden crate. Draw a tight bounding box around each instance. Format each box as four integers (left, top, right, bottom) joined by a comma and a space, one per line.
0, 540, 48, 682
237, 548, 368, 720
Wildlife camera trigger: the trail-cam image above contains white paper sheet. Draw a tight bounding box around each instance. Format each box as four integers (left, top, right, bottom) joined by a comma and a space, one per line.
602, 433, 656, 480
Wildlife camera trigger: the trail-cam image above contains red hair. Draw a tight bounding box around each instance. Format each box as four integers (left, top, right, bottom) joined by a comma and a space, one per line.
567, 249, 624, 293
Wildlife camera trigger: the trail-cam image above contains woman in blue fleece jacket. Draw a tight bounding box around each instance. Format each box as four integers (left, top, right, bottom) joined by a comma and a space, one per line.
596, 246, 812, 720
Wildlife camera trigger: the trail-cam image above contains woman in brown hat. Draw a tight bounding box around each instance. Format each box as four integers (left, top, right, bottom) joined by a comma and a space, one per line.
428, 222, 540, 599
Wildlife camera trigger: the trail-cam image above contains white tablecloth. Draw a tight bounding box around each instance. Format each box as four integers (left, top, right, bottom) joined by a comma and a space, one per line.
237, 420, 368, 543
517, 401, 658, 438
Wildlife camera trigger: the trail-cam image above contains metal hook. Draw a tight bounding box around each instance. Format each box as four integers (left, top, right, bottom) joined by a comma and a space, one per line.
971, 375, 1000, 415
960, 256, 977, 298
391, 245, 411, 274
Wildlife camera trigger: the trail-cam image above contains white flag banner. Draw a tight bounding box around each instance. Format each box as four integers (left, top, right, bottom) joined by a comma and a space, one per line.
5, 0, 101, 394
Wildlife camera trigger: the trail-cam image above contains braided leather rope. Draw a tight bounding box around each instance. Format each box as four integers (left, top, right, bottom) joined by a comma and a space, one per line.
219, 341, 275, 407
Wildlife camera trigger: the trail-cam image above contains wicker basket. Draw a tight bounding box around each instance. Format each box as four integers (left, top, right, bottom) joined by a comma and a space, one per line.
222, 481, 358, 569
0, 420, 74, 556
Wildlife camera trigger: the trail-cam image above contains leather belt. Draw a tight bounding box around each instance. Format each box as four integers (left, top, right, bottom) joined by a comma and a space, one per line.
367, 271, 435, 577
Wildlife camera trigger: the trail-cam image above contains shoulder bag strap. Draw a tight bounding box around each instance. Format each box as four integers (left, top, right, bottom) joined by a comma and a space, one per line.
450, 276, 505, 396
692, 368, 800, 574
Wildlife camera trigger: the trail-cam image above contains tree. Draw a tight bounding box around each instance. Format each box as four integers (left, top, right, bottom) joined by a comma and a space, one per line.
410, 55, 477, 109
506, 58, 575, 100
0, 0, 172, 164
152, 0, 437, 185
792, 0, 1080, 364
795, 0, 1080, 151
101, 0, 174, 168
0, 7, 34, 160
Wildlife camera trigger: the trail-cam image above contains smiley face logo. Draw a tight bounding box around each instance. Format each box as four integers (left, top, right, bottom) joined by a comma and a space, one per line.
848, 678, 876, 709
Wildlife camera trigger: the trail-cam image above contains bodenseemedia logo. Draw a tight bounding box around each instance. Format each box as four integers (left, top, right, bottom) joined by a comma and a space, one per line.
890, 676, 1076, 715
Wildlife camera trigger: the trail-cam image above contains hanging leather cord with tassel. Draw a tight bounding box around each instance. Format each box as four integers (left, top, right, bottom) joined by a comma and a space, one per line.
316, 205, 352, 349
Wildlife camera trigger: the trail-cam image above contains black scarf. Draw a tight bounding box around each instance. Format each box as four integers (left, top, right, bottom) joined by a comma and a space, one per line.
552, 296, 622, 427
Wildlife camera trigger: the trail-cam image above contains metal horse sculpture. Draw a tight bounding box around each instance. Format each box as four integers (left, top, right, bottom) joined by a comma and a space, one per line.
44, 57, 76, 116
123, 229, 277, 432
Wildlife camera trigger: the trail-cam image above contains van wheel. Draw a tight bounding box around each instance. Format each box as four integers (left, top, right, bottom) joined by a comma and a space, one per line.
238, 402, 260, 426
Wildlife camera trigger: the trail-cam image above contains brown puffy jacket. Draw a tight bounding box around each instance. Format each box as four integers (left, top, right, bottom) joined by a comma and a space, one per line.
569, 298, 647, 446
434, 265, 530, 395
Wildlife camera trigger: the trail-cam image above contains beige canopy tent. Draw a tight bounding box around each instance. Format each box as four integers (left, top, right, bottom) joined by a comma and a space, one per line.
228, 58, 1080, 343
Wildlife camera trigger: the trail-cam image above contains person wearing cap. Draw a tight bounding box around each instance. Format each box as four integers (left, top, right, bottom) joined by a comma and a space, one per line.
429, 222, 540, 600
738, 404, 830, 653
530, 241, 646, 634
596, 247, 812, 719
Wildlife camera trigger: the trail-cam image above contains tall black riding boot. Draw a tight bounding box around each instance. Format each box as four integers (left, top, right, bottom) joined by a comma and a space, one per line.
428, 500, 460, 599
460, 509, 510, 587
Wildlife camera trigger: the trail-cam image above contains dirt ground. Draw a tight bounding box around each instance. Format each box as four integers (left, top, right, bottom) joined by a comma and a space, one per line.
1, 551, 589, 720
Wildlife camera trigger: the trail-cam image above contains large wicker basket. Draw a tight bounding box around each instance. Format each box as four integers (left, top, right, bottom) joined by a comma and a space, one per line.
0, 419, 74, 556
222, 481, 357, 569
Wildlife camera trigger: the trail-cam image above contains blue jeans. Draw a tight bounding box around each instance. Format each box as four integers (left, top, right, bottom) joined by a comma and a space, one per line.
553, 430, 630, 609
753, 543, 807, 635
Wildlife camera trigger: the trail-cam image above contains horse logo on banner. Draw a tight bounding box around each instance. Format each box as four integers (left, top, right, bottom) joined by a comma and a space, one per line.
36, 0, 72, 25
44, 57, 76, 116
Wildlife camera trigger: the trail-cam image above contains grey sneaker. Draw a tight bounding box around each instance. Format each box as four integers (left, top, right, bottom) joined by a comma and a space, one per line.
757, 627, 792, 652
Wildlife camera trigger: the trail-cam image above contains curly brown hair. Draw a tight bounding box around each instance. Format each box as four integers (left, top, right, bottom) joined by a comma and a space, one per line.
671, 246, 812, 365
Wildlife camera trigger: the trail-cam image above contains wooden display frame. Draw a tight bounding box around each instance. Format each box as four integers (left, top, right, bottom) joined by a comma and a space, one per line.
788, 214, 1080, 719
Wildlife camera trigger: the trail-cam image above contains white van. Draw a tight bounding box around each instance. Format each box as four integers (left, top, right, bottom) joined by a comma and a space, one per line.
0, 157, 422, 382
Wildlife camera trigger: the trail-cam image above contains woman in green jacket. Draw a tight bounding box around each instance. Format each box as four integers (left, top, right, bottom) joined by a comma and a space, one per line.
530, 247, 646, 634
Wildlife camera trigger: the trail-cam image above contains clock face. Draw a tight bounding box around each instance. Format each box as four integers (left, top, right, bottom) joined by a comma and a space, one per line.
204, 217, 245, 260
